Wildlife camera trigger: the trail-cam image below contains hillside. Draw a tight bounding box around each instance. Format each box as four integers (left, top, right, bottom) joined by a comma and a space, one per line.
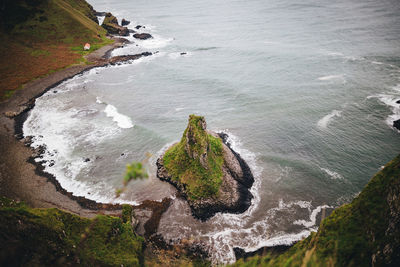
233, 155, 400, 267
0, 0, 111, 100
0, 201, 144, 266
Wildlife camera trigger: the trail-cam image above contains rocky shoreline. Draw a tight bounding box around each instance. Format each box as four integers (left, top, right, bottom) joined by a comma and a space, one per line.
0, 34, 170, 239
156, 126, 254, 221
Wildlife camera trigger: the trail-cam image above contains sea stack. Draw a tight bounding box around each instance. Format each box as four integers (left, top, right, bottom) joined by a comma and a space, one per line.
156, 115, 254, 221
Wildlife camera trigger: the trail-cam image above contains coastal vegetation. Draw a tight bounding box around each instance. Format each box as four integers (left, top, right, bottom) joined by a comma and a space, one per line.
233, 155, 400, 266
162, 115, 224, 200
0, 197, 144, 266
0, 0, 112, 100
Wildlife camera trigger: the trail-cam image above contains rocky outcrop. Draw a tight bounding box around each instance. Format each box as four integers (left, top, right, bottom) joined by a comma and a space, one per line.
94, 11, 107, 16
156, 115, 254, 221
393, 119, 400, 131
133, 33, 153, 40
101, 13, 129, 36
121, 18, 130, 26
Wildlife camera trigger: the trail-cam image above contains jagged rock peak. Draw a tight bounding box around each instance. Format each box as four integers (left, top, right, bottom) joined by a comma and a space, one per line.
183, 115, 209, 169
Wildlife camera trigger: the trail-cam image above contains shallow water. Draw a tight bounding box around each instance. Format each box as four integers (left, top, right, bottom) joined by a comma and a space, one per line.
23, 0, 400, 263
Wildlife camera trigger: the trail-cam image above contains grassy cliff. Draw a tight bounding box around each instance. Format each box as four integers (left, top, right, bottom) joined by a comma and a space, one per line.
162, 115, 224, 200
233, 155, 400, 267
0, 0, 112, 100
0, 199, 144, 266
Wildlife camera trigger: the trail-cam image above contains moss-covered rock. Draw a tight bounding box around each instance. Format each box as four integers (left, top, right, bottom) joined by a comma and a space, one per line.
0, 198, 144, 266
232, 155, 400, 267
157, 115, 254, 221
101, 12, 129, 36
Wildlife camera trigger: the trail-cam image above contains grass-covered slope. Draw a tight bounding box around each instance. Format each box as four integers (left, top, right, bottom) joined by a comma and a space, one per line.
0, 0, 112, 100
233, 155, 400, 267
163, 115, 224, 200
0, 199, 144, 266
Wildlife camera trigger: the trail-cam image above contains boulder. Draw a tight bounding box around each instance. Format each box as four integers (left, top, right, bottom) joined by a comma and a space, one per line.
121, 18, 130, 26
156, 115, 254, 221
393, 119, 400, 131
396, 100, 400, 104
135, 25, 143, 29
133, 33, 152, 40
94, 11, 107, 16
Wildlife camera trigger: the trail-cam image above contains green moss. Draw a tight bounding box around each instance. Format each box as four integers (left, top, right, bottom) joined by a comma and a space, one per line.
122, 204, 133, 224
232, 155, 400, 267
0, 198, 144, 266
163, 115, 224, 200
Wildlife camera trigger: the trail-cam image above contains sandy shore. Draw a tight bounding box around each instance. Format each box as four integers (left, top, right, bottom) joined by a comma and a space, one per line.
0, 37, 170, 235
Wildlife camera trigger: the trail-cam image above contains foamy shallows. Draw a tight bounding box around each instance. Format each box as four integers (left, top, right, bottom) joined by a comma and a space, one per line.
104, 104, 134, 129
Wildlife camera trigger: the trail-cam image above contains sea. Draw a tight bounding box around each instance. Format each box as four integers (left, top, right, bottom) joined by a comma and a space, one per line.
23, 0, 400, 264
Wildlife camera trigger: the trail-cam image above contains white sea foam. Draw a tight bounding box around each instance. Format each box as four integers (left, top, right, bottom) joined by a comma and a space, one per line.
23, 93, 125, 204
367, 84, 400, 129
294, 205, 331, 228
97, 16, 105, 25
205, 198, 330, 263
104, 104, 134, 129
317, 74, 345, 82
324, 51, 359, 61
243, 230, 313, 252
320, 168, 344, 180
317, 110, 342, 129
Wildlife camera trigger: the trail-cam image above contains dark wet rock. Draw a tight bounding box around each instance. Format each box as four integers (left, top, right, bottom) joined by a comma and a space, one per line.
108, 52, 152, 65
84, 158, 90, 162
121, 18, 130, 26
180, 52, 187, 55
133, 33, 152, 40
156, 116, 254, 221
94, 11, 107, 16
128, 29, 136, 33
135, 25, 143, 29
396, 100, 400, 104
393, 119, 400, 130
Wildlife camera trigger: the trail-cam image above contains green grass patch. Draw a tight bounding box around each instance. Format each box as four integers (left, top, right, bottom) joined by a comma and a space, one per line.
0, 197, 144, 266
232, 155, 400, 267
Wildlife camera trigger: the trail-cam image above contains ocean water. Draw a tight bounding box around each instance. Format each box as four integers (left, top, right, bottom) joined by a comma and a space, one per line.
23, 0, 400, 264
